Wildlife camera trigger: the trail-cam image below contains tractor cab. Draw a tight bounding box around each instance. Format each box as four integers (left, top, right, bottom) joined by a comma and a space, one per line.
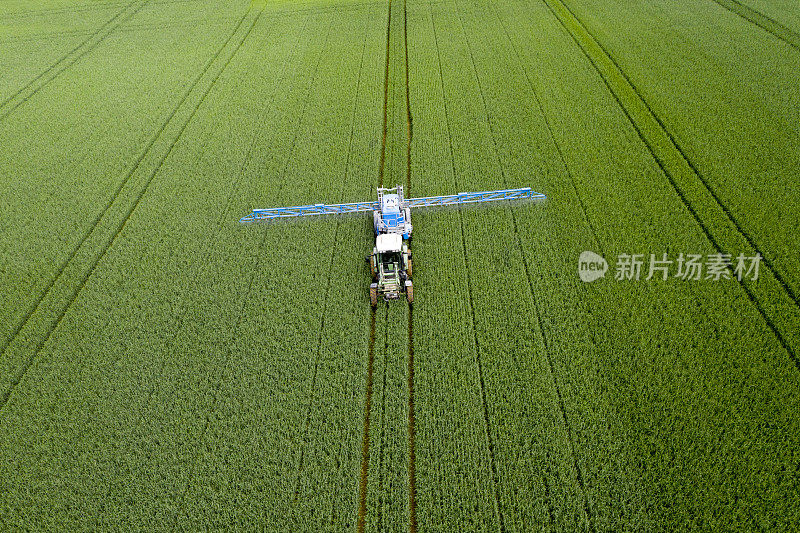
374, 187, 412, 239
368, 233, 413, 305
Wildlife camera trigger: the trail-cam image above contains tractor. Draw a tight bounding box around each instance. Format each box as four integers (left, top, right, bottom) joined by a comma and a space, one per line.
240, 184, 545, 306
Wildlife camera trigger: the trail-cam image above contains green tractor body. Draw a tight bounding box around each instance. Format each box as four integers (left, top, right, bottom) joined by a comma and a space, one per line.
368, 233, 412, 305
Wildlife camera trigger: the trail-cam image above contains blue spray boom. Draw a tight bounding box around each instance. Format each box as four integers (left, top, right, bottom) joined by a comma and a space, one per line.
240, 186, 546, 233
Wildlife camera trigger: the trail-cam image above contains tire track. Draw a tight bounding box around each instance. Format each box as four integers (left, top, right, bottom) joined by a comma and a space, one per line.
403, 0, 413, 194
0, 0, 150, 122
376, 312, 389, 531
541, 0, 799, 369
402, 2, 417, 532
429, 4, 505, 531
359, 0, 416, 528
0, 1, 251, 382
507, 0, 769, 360
406, 304, 417, 533
453, 2, 595, 530
709, 0, 800, 51
358, 0, 394, 529
0, 7, 256, 416
112, 9, 294, 521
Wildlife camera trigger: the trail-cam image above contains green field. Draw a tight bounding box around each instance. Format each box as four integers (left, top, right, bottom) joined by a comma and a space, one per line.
1, 0, 798, 530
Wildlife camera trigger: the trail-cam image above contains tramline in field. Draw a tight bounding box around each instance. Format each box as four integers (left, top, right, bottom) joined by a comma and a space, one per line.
240, 185, 546, 305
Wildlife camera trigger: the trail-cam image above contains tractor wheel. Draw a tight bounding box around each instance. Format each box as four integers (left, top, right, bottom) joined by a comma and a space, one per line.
370, 255, 377, 279
406, 257, 413, 279
406, 282, 414, 304
370, 286, 378, 307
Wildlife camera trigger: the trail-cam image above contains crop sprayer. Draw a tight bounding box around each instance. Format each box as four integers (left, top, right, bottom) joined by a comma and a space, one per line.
240, 185, 546, 306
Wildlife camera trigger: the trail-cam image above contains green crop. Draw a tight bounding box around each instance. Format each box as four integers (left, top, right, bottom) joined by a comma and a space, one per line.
0, 0, 798, 530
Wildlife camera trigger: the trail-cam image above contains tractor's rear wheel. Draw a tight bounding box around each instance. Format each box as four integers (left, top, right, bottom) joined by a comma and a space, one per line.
370, 286, 378, 307
406, 257, 413, 279
406, 283, 414, 304
370, 255, 377, 279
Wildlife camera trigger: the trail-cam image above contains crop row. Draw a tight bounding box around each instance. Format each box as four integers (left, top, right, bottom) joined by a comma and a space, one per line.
1, 0, 798, 529
714, 0, 800, 46
406, 0, 800, 529
0, 0, 252, 372
1, 2, 388, 529
552, 0, 800, 352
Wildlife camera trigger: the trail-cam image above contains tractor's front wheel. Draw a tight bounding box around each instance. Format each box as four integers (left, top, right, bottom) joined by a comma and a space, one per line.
406, 256, 413, 279
405, 281, 413, 304
370, 285, 378, 307
370, 255, 377, 279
